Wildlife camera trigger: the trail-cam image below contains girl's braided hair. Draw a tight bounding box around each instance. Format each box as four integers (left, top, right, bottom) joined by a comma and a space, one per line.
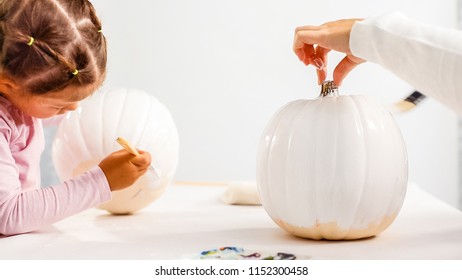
0, 0, 107, 94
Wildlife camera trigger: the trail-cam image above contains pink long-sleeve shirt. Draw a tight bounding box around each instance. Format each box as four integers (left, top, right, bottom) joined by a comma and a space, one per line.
0, 95, 112, 236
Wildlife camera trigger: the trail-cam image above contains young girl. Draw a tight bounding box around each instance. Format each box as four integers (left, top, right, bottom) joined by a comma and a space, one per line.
0, 0, 151, 236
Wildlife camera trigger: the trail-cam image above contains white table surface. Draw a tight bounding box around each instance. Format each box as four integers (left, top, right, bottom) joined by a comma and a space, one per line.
1, 183, 462, 260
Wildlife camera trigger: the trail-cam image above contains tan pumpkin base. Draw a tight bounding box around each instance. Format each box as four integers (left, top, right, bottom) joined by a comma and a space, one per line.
72, 159, 168, 215
275, 214, 398, 240
97, 185, 167, 215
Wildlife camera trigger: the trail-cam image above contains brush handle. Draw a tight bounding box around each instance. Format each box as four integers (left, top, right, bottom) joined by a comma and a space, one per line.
404, 91, 426, 105
116, 137, 140, 156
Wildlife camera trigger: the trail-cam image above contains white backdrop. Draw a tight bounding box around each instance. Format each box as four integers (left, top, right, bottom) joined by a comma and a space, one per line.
43, 0, 460, 207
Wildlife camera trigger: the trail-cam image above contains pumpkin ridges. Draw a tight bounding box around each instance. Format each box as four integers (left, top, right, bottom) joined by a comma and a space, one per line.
352, 96, 407, 229
99, 88, 113, 156
97, 90, 106, 157
256, 115, 271, 217
52, 122, 79, 179
269, 101, 292, 220
352, 96, 381, 225
344, 96, 370, 236
136, 94, 158, 150
284, 100, 311, 225
373, 96, 408, 223
282, 105, 292, 224
300, 100, 319, 228
100, 88, 126, 155
114, 89, 146, 148
348, 96, 388, 228
291, 100, 318, 229
114, 90, 133, 145
331, 96, 343, 237
315, 97, 337, 238
138, 96, 179, 178
259, 100, 297, 220
320, 96, 366, 237
129, 89, 152, 149
68, 104, 96, 173
79, 90, 105, 161
312, 98, 324, 232
257, 103, 277, 219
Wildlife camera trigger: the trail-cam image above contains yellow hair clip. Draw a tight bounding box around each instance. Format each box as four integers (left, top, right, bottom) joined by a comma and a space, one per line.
97, 29, 102, 33
71, 69, 79, 76
27, 37, 35, 46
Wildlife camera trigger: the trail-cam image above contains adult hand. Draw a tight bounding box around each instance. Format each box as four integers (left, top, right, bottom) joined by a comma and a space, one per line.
293, 18, 366, 85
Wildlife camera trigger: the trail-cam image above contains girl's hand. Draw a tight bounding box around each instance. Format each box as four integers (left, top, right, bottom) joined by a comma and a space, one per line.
98, 150, 152, 191
293, 18, 366, 85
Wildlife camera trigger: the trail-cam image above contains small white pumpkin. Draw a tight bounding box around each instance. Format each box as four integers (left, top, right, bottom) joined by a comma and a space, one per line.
257, 81, 407, 240
52, 87, 179, 214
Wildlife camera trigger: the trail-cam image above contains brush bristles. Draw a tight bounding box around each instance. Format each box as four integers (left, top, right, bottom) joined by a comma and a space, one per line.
394, 100, 417, 112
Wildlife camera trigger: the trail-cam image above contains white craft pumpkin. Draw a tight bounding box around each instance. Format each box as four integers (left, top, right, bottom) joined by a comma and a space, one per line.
257, 81, 407, 240
52, 87, 179, 214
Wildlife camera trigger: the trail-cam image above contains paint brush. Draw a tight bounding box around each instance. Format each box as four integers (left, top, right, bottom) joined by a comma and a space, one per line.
392, 90, 426, 113
116, 137, 161, 178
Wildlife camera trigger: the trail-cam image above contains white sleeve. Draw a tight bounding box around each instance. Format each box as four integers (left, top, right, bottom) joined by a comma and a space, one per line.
350, 12, 462, 114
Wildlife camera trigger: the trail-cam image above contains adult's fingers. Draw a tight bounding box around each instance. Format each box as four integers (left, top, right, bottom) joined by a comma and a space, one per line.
333, 55, 365, 86
314, 46, 331, 84
293, 26, 324, 64
301, 44, 315, 66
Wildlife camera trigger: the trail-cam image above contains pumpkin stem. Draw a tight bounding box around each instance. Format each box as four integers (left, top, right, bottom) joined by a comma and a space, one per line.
320, 80, 339, 97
